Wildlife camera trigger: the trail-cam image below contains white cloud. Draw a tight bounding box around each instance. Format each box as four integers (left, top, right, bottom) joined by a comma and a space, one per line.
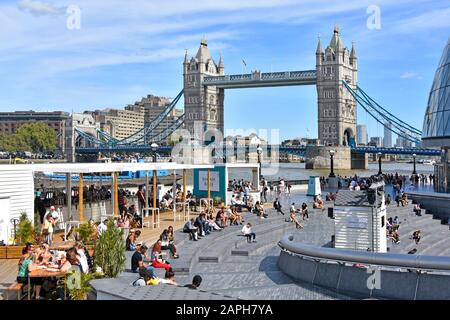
400, 72, 422, 79
394, 7, 450, 33
17, 0, 66, 16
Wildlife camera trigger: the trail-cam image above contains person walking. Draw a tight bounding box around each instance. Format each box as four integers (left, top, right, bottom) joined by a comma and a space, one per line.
273, 198, 285, 215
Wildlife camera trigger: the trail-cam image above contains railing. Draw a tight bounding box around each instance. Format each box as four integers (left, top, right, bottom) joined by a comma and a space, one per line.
278, 235, 450, 272
352, 146, 441, 156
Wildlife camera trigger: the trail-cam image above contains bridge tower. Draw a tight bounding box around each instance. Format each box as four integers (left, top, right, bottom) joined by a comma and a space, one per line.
316, 25, 357, 147
183, 37, 225, 142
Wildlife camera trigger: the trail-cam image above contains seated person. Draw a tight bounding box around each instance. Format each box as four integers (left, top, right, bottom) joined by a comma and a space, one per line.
393, 216, 400, 226
184, 275, 202, 290
247, 195, 255, 209
230, 206, 244, 225
132, 266, 160, 286
150, 240, 171, 272
227, 206, 237, 225
400, 193, 408, 206
131, 245, 156, 276
412, 230, 421, 244
160, 229, 178, 259
194, 213, 209, 236
313, 196, 324, 210
126, 230, 141, 251
254, 201, 267, 219
215, 208, 228, 228
183, 218, 199, 241
413, 203, 422, 216
207, 214, 223, 231
389, 230, 400, 244
241, 223, 256, 243
159, 269, 178, 285
17, 246, 46, 300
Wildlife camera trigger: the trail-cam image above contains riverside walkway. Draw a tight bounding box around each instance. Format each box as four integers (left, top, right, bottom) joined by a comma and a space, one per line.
3, 189, 450, 300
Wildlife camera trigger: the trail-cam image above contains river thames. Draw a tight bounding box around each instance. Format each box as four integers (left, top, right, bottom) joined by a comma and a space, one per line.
229, 162, 435, 182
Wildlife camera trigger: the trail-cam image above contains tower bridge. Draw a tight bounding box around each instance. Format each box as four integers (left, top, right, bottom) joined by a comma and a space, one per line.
73, 25, 437, 167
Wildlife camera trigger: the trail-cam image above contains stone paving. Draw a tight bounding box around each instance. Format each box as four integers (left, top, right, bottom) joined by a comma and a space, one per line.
4, 187, 450, 300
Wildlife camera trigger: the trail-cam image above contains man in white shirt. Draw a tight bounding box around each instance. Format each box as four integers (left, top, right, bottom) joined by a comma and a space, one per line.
75, 242, 89, 274
45, 206, 59, 223
97, 220, 108, 236
241, 223, 256, 243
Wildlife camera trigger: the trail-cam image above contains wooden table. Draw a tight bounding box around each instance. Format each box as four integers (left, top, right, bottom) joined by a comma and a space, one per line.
28, 268, 66, 300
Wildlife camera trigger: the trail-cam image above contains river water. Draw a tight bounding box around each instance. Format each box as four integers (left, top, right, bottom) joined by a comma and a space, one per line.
228, 162, 435, 182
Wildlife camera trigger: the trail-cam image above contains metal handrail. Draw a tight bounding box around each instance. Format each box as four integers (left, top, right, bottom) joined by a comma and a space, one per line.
278, 235, 450, 272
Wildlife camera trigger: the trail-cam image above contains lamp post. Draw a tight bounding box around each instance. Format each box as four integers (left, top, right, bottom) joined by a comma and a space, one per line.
329, 149, 336, 178
256, 145, 263, 181
412, 153, 417, 175
151, 142, 158, 163
377, 152, 383, 175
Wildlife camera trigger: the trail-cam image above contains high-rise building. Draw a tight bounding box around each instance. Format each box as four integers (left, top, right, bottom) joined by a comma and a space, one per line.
395, 132, 412, 148
384, 122, 392, 148
88, 105, 145, 140
369, 137, 383, 147
356, 124, 368, 145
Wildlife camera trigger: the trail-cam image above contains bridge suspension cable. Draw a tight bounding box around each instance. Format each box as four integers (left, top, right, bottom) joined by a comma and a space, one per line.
342, 81, 422, 144
116, 89, 184, 145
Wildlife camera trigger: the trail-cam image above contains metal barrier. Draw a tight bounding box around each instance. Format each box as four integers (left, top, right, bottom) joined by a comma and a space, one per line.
277, 235, 450, 300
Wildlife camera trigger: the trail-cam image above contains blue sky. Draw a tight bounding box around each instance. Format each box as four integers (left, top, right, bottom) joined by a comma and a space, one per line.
0, 0, 449, 141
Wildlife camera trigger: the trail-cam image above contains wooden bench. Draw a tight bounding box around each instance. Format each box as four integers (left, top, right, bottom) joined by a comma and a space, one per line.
5, 282, 27, 300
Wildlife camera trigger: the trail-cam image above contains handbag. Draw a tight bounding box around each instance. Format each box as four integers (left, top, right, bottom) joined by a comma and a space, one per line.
42, 228, 49, 236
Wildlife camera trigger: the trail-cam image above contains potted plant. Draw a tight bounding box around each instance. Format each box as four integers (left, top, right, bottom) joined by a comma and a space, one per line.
93, 219, 125, 278
74, 221, 95, 245
15, 212, 33, 245
59, 268, 104, 300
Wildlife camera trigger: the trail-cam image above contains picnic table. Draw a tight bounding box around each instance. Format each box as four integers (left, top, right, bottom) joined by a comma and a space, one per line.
28, 268, 67, 300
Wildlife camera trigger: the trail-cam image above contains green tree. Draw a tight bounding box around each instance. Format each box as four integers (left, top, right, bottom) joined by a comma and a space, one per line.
16, 122, 57, 153
0, 134, 30, 152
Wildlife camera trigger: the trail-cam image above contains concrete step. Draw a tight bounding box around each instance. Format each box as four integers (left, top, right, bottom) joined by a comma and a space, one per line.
210, 282, 352, 300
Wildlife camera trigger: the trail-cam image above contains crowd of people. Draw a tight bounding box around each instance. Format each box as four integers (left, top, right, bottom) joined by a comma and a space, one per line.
16, 241, 93, 300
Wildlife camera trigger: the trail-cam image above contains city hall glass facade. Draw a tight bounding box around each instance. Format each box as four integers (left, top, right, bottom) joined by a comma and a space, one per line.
422, 38, 450, 145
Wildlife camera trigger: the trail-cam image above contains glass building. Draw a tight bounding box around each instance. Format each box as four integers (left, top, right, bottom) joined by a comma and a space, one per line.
422, 38, 450, 192
422, 37, 450, 147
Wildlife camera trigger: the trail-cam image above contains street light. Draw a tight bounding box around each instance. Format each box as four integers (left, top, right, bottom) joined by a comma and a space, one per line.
329, 149, 336, 178
256, 145, 263, 181
377, 152, 383, 175
412, 153, 417, 175
150, 142, 159, 163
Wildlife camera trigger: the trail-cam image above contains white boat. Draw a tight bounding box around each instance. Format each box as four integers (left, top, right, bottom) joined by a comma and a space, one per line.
423, 160, 435, 165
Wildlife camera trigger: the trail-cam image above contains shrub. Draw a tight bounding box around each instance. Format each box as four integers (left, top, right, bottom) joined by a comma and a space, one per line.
213, 196, 224, 206
15, 212, 33, 245
93, 219, 125, 278
75, 221, 94, 245
59, 268, 104, 300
